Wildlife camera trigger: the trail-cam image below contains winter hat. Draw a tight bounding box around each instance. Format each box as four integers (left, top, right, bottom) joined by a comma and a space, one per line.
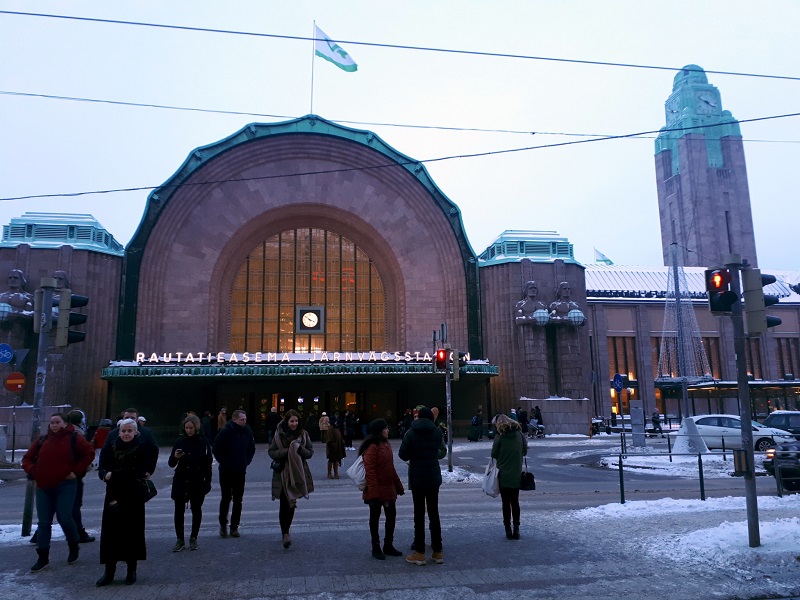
322, 412, 327, 416
368, 418, 388, 437
418, 407, 434, 422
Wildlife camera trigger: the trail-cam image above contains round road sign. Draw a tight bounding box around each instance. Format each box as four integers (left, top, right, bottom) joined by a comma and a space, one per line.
5, 371, 25, 392
0, 343, 13, 364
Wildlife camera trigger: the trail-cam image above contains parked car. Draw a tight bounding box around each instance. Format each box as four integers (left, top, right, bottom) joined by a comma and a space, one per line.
764, 441, 800, 491
761, 411, 800, 440
679, 414, 795, 452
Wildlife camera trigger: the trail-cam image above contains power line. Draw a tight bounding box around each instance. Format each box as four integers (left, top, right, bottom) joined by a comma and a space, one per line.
1, 111, 798, 203
3, 10, 800, 82
3, 90, 800, 145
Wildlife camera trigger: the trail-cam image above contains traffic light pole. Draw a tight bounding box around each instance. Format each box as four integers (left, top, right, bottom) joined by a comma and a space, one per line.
22, 277, 56, 536
445, 359, 453, 473
725, 255, 760, 548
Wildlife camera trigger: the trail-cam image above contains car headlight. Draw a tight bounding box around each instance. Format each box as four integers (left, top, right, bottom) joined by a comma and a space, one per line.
765, 448, 775, 460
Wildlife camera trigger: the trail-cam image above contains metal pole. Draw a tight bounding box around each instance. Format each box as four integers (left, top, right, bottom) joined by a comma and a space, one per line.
22, 277, 55, 537
446, 355, 453, 472
671, 245, 691, 418
725, 255, 760, 548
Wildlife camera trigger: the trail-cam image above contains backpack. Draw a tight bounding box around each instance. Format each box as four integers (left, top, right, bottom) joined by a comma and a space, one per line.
471, 415, 479, 426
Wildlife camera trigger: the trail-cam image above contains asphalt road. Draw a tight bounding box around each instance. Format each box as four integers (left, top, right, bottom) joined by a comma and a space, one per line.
0, 436, 797, 600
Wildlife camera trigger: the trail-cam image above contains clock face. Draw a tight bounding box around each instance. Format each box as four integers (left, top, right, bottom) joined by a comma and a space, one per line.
302, 312, 319, 328
665, 96, 681, 124
696, 91, 718, 115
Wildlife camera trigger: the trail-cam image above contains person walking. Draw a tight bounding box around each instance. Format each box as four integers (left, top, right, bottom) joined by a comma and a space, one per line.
91, 419, 112, 468
95, 418, 159, 586
326, 424, 346, 479
360, 418, 405, 560
344, 410, 356, 450
318, 412, 330, 443
22, 413, 94, 573
216, 407, 228, 439
103, 407, 159, 449
491, 414, 528, 540
168, 415, 213, 552
651, 409, 664, 437
398, 406, 447, 566
268, 409, 314, 549
65, 410, 95, 544
266, 407, 281, 445
212, 409, 255, 538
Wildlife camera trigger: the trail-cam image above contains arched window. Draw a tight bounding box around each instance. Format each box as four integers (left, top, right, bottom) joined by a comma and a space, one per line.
230, 228, 385, 353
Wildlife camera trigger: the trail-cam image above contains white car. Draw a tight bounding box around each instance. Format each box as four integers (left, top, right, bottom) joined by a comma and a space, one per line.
683, 414, 795, 452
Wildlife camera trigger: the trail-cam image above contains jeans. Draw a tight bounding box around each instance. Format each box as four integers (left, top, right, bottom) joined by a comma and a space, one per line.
411, 487, 442, 553
175, 495, 205, 540
218, 470, 246, 529
36, 479, 79, 550
71, 476, 85, 533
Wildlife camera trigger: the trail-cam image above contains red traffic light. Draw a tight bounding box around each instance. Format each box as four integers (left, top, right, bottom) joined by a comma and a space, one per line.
435, 348, 447, 370
706, 269, 731, 292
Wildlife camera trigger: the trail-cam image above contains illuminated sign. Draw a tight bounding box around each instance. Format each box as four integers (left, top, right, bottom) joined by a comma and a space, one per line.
133, 350, 470, 365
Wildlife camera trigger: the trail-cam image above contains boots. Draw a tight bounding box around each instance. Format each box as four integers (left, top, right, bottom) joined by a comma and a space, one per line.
125, 561, 137, 585
78, 529, 96, 543
505, 523, 513, 540
67, 542, 80, 564
29, 529, 38, 544
383, 540, 403, 557
512, 523, 520, 540
30, 548, 49, 573
96, 563, 116, 587
371, 542, 386, 560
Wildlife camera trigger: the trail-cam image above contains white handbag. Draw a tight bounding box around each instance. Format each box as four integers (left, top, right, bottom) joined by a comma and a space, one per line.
346, 455, 367, 490
482, 458, 500, 498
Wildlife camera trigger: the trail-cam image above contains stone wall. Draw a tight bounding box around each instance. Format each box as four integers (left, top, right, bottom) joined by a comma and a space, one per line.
520, 396, 593, 435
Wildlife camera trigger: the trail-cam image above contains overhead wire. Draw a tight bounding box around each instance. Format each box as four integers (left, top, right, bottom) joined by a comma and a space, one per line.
1, 111, 798, 202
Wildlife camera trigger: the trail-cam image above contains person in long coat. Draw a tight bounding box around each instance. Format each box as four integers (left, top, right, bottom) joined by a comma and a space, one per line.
168, 415, 213, 552
268, 409, 314, 549
359, 418, 404, 560
491, 414, 528, 540
95, 418, 159, 586
326, 425, 346, 479
398, 406, 447, 565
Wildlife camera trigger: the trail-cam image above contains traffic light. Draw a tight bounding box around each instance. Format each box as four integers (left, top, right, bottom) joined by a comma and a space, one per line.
32, 290, 58, 333
55, 289, 89, 347
452, 351, 468, 381
705, 268, 738, 315
434, 348, 447, 371
742, 269, 781, 336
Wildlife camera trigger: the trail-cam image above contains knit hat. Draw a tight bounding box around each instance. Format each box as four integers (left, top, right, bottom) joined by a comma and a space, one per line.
322, 412, 327, 416
368, 418, 388, 437
417, 407, 434, 422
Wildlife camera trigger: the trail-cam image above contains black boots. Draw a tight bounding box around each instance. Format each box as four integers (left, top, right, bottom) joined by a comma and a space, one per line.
67, 542, 80, 565
505, 524, 513, 540
371, 543, 386, 560
96, 563, 116, 587
125, 561, 137, 585
383, 542, 403, 557
512, 523, 520, 540
78, 530, 96, 543
30, 548, 49, 573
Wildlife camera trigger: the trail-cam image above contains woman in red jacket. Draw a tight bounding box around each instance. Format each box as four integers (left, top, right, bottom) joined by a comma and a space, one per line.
22, 412, 94, 573
358, 418, 404, 560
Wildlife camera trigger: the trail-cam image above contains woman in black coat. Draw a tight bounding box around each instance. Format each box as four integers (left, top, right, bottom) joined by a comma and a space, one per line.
168, 415, 213, 552
96, 418, 158, 587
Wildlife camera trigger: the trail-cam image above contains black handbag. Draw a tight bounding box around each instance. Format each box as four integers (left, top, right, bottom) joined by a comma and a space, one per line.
520, 457, 536, 491
140, 478, 158, 502
270, 460, 284, 472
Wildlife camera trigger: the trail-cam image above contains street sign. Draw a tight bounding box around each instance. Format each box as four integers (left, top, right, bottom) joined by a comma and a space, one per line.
613, 373, 624, 392
4, 371, 25, 392
0, 343, 13, 364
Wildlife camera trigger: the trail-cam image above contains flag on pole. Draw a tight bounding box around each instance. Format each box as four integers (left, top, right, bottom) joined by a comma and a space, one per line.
594, 248, 614, 265
314, 25, 358, 72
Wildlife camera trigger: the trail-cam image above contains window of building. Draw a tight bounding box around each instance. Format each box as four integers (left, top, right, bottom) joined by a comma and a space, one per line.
230, 229, 385, 353
745, 338, 762, 380
702, 337, 722, 379
776, 338, 799, 380
608, 336, 638, 415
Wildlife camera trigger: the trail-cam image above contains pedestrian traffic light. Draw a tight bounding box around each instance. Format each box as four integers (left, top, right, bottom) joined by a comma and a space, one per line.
705, 268, 738, 315
434, 348, 448, 371
54, 290, 88, 347
742, 269, 781, 336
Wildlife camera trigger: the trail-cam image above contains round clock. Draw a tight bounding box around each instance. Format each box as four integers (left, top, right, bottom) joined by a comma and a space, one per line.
301, 311, 319, 328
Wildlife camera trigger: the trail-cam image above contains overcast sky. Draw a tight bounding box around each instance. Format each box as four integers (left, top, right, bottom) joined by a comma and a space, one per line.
1, 1, 798, 271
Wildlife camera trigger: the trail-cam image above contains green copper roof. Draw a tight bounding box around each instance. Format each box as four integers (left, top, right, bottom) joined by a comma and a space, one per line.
477, 230, 577, 267
102, 363, 498, 379
0, 212, 124, 256
655, 65, 742, 175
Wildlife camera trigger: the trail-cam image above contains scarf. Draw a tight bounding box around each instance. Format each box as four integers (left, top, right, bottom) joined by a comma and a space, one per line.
276, 429, 313, 504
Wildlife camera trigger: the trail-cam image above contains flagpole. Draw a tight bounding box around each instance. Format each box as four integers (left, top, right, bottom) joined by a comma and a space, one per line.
310, 20, 316, 115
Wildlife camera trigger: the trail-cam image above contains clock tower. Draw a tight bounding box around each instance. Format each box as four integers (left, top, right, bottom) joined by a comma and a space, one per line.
655, 65, 758, 267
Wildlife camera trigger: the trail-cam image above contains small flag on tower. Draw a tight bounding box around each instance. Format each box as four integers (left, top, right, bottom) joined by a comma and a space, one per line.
315, 25, 358, 72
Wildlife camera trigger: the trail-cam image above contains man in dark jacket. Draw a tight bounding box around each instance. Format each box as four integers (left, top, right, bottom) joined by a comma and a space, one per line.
103, 408, 159, 459
212, 409, 255, 538
398, 406, 447, 566
265, 407, 281, 444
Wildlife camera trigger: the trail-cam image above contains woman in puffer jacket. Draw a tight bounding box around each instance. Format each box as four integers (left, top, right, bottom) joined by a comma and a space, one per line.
359, 418, 404, 560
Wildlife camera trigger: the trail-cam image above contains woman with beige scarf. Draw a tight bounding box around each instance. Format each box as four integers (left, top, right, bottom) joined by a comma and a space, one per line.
268, 409, 314, 548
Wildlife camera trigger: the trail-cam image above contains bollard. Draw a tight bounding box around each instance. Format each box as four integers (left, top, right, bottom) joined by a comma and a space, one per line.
618, 453, 625, 504
775, 463, 783, 498
698, 453, 706, 501
721, 436, 727, 461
